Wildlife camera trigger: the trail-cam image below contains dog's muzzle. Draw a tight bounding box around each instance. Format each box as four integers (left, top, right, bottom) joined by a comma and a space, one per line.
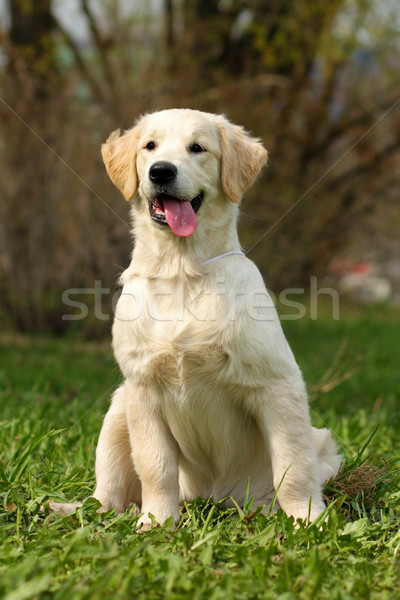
147, 161, 203, 237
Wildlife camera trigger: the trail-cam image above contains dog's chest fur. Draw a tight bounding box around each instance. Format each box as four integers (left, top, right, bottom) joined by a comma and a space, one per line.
112, 273, 233, 393
111, 271, 272, 492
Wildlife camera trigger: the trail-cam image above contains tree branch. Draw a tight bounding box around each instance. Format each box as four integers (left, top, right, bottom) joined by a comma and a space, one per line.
51, 13, 106, 103
79, 0, 117, 100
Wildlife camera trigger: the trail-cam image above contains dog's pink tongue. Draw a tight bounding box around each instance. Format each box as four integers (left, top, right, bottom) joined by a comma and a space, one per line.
163, 198, 197, 237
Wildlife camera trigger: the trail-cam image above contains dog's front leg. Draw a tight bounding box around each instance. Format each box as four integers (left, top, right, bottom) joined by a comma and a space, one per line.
124, 381, 180, 530
255, 381, 326, 522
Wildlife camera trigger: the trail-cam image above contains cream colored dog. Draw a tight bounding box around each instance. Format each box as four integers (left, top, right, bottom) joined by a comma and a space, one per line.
54, 109, 340, 528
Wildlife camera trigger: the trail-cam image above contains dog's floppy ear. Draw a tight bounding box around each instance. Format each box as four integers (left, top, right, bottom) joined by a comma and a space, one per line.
101, 125, 141, 201
218, 120, 268, 203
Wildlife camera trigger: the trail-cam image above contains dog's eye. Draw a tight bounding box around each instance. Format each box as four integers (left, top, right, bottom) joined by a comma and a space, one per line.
190, 143, 206, 154
145, 141, 156, 150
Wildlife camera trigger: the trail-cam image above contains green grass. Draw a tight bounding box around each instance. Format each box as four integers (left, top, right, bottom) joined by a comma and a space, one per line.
1, 304, 400, 599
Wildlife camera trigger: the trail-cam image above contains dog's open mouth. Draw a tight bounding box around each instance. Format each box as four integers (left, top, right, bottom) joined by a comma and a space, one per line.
149, 192, 204, 237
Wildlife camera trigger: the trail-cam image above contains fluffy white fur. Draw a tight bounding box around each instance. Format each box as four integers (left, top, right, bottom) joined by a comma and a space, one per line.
52, 109, 340, 528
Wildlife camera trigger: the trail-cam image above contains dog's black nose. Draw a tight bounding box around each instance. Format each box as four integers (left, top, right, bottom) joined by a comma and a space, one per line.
149, 161, 177, 185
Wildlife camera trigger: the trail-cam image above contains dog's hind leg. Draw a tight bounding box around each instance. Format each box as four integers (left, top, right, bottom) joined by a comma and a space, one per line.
48, 385, 140, 516
93, 384, 141, 513
312, 427, 342, 485
48, 500, 83, 515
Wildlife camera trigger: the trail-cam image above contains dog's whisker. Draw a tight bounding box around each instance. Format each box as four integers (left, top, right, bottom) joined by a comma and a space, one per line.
238, 210, 273, 222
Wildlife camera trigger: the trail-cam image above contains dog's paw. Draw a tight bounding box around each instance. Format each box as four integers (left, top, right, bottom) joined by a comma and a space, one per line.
278, 495, 327, 524
46, 501, 83, 515
291, 502, 327, 525
136, 510, 180, 532
137, 514, 156, 531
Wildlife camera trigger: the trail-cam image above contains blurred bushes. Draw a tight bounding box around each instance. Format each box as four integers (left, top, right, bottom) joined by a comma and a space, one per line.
0, 0, 399, 335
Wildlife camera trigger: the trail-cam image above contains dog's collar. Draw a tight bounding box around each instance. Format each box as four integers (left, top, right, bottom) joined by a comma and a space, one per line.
204, 251, 246, 265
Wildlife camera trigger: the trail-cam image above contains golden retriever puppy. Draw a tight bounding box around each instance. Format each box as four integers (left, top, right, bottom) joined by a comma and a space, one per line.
54, 109, 340, 527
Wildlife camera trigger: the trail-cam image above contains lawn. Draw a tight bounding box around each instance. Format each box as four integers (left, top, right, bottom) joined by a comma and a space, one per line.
1, 304, 400, 599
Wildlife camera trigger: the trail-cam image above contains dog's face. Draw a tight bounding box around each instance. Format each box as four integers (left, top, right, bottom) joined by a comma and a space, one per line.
102, 109, 267, 238
135, 110, 221, 237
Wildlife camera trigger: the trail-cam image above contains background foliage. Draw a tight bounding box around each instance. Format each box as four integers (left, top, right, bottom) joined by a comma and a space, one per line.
0, 0, 399, 335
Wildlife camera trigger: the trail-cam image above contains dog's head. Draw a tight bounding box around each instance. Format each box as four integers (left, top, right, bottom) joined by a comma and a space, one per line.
101, 109, 267, 238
